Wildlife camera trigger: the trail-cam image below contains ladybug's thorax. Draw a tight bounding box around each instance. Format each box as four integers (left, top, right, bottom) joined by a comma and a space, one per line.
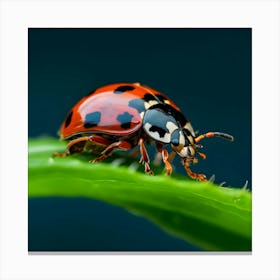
142, 106, 196, 160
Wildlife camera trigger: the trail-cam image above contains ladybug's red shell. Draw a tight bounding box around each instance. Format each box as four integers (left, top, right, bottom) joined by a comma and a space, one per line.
60, 83, 181, 139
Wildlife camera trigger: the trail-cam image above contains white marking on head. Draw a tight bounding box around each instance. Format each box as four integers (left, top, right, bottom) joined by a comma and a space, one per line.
179, 131, 185, 146
187, 135, 194, 144
184, 122, 195, 137
178, 147, 188, 158
188, 146, 195, 156
173, 144, 195, 159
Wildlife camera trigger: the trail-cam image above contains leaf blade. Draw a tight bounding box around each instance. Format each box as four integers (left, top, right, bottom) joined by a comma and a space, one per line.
28, 138, 252, 251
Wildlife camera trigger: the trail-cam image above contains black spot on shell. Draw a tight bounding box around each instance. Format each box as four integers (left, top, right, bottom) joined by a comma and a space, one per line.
128, 98, 145, 113
143, 93, 156, 102
84, 111, 101, 128
114, 85, 135, 94
64, 111, 73, 128
117, 112, 133, 129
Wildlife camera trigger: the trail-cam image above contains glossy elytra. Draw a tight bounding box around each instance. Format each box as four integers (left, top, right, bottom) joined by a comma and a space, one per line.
53, 82, 234, 181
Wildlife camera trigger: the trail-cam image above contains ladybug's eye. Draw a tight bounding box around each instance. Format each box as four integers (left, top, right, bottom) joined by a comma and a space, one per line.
171, 138, 179, 146
143, 108, 178, 144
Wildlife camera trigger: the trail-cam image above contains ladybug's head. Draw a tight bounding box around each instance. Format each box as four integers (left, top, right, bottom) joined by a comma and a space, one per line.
143, 107, 197, 160
143, 107, 234, 164
170, 135, 197, 161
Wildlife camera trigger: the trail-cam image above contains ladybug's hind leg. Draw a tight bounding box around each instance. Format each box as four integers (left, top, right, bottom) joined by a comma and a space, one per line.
90, 139, 132, 163
53, 136, 89, 157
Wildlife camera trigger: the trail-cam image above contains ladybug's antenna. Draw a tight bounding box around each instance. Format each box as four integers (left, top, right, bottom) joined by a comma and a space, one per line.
195, 132, 234, 143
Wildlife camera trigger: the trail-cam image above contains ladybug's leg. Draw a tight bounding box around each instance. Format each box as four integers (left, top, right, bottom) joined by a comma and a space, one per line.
90, 140, 132, 163
153, 150, 176, 166
88, 135, 111, 146
181, 159, 207, 181
168, 151, 176, 162
53, 136, 89, 157
156, 143, 172, 176
52, 151, 68, 157
197, 152, 206, 160
139, 138, 153, 175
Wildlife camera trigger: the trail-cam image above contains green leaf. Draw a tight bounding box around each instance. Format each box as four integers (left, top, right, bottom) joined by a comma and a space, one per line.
28, 138, 252, 251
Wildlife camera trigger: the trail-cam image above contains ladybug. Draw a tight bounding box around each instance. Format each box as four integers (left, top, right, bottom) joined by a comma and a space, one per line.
53, 82, 234, 181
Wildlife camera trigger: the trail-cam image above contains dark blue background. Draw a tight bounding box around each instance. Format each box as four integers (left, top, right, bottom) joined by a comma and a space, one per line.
28, 28, 251, 251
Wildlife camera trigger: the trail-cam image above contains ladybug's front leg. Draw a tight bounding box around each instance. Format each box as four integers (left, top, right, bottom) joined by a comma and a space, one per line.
139, 138, 153, 175
182, 159, 207, 181
156, 143, 172, 176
